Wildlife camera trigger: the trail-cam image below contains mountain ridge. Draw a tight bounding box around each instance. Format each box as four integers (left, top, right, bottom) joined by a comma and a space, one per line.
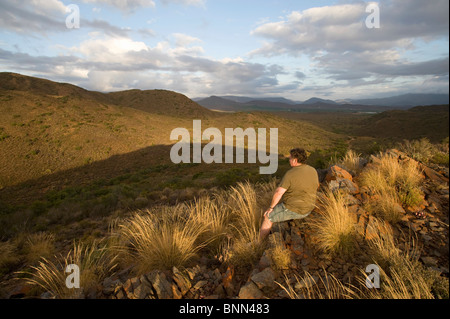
195, 93, 449, 112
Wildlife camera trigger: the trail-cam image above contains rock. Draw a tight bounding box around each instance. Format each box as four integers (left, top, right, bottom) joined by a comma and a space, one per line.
192, 280, 208, 291
133, 280, 154, 299
213, 284, 226, 298
172, 267, 192, 296
258, 251, 273, 269
419, 163, 449, 184
222, 266, 234, 289
102, 277, 122, 296
421, 256, 438, 267
327, 178, 359, 195
238, 281, 264, 299
122, 278, 134, 298
251, 268, 276, 290
326, 165, 353, 182
146, 271, 173, 299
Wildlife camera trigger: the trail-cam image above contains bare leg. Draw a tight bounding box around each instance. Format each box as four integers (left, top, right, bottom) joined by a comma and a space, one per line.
259, 214, 273, 241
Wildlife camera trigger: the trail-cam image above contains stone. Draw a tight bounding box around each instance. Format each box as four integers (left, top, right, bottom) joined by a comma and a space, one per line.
222, 266, 234, 288
147, 270, 173, 299
192, 280, 208, 291
122, 278, 134, 298
326, 165, 353, 182
258, 251, 273, 269
133, 281, 154, 299
421, 256, 438, 267
238, 281, 264, 299
172, 267, 192, 296
102, 277, 122, 296
251, 268, 276, 290
213, 284, 226, 298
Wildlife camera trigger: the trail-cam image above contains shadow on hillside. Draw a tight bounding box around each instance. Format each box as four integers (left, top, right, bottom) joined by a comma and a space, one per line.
0, 143, 284, 207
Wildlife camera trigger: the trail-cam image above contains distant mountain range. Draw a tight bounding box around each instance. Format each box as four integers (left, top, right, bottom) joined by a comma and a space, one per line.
194, 93, 449, 112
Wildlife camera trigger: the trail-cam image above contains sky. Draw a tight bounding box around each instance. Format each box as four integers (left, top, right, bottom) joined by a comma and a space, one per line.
0, 0, 448, 101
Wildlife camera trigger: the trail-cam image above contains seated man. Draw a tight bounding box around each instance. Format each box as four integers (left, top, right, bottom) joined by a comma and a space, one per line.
260, 148, 319, 241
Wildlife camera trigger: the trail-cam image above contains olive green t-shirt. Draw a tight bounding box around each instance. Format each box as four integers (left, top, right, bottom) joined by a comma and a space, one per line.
279, 164, 319, 214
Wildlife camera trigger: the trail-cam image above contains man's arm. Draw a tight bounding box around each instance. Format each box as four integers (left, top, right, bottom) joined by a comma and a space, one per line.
264, 187, 287, 217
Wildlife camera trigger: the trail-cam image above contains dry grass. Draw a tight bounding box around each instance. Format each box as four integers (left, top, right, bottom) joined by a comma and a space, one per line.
308, 189, 357, 257
364, 187, 405, 224
269, 238, 292, 270
21, 240, 117, 298
224, 181, 267, 268
113, 205, 211, 275
0, 240, 21, 276
361, 152, 424, 216
109, 180, 273, 274
361, 217, 447, 299
276, 271, 360, 299
330, 149, 364, 175
22, 232, 56, 265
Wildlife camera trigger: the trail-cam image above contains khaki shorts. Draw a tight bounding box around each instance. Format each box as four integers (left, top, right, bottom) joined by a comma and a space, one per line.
268, 202, 311, 223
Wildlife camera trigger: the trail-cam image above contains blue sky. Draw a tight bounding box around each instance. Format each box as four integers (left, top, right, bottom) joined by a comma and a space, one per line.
0, 0, 448, 101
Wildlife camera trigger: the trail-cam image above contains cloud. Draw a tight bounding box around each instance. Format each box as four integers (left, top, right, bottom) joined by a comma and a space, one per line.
0, 0, 132, 37
251, 0, 448, 56
250, 0, 449, 97
82, 0, 156, 13
82, 0, 205, 13
0, 0, 68, 34
1, 29, 286, 96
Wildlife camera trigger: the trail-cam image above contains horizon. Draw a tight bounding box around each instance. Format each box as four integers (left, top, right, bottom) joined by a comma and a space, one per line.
0, 0, 449, 101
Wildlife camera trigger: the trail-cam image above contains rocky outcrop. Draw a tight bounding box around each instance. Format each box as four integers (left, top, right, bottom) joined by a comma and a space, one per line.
35, 149, 450, 299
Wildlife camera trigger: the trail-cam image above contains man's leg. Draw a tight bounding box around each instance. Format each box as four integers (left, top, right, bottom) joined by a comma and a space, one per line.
259, 214, 273, 241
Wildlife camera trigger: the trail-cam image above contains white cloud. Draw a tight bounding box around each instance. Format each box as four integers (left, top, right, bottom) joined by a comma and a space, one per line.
82, 0, 156, 12
250, 0, 449, 97
252, 0, 448, 57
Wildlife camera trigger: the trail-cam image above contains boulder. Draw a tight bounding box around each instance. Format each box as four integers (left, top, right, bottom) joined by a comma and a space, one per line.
238, 281, 264, 299
250, 268, 277, 290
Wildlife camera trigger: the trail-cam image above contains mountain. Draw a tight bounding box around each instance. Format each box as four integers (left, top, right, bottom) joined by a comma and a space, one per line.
0, 72, 215, 189
301, 97, 338, 105
0, 72, 342, 193
216, 95, 298, 104
350, 93, 450, 107
192, 95, 242, 111
196, 93, 449, 112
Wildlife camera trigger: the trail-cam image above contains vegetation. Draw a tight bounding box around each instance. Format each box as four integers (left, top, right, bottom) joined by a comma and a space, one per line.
308, 189, 357, 257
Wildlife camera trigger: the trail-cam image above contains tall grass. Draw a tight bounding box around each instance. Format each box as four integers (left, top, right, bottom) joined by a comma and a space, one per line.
224, 181, 267, 268
276, 271, 360, 299
112, 181, 272, 274
361, 153, 424, 220
330, 149, 364, 175
308, 189, 356, 257
361, 217, 447, 299
398, 138, 449, 165
114, 205, 211, 275
21, 240, 117, 298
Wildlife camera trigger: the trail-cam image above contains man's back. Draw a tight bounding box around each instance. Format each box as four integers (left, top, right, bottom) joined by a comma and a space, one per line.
279, 164, 319, 215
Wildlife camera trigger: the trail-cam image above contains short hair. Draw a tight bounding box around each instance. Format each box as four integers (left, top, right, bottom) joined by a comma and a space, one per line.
290, 148, 308, 164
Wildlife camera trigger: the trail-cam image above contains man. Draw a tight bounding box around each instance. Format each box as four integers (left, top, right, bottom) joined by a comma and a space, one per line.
259, 148, 319, 240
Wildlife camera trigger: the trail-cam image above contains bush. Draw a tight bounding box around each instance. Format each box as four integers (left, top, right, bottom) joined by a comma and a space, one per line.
360, 153, 424, 212
308, 190, 357, 257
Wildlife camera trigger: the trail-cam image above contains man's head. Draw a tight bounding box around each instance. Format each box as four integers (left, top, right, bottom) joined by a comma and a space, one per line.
289, 148, 308, 166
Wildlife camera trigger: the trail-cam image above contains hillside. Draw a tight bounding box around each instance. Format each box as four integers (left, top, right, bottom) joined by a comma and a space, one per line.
355, 105, 449, 143
0, 73, 342, 203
